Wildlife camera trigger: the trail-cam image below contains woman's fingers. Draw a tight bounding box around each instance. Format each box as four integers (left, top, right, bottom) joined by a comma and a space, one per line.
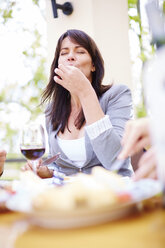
21, 159, 43, 172
21, 162, 33, 171
37, 166, 53, 178
58, 63, 69, 72
54, 75, 63, 85
38, 158, 42, 166
54, 64, 71, 80
54, 67, 64, 79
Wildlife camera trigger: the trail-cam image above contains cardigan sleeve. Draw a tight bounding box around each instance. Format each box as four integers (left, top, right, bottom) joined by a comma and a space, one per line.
85, 84, 133, 170
85, 115, 112, 139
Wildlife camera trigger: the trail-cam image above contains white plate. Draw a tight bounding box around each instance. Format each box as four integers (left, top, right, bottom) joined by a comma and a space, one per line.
23, 202, 138, 229
6, 179, 162, 229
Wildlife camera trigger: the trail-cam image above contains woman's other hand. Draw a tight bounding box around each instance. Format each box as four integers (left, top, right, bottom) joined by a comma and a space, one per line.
22, 159, 53, 178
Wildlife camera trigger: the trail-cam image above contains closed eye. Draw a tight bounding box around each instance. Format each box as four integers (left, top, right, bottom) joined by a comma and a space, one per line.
77, 51, 85, 54
76, 49, 86, 54
60, 52, 68, 55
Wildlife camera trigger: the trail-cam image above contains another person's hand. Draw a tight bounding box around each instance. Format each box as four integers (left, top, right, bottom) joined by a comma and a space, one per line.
132, 147, 157, 181
118, 117, 151, 159
0, 150, 7, 176
22, 159, 53, 178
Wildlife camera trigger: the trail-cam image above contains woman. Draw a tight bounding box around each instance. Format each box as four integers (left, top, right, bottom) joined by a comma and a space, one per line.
27, 29, 133, 177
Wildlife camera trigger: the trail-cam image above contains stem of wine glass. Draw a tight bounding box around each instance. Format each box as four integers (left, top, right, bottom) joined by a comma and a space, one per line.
31, 159, 39, 173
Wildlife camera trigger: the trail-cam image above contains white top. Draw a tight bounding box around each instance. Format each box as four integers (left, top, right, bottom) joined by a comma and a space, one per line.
57, 136, 86, 168
56, 115, 112, 168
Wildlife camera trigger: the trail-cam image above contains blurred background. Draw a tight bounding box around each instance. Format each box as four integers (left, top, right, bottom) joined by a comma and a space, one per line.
0, 0, 164, 172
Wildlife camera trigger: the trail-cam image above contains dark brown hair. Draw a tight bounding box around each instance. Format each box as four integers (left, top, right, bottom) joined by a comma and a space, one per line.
41, 29, 110, 132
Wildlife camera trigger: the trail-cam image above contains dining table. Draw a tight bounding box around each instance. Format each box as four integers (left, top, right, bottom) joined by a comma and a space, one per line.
1, 166, 165, 248
0, 206, 165, 248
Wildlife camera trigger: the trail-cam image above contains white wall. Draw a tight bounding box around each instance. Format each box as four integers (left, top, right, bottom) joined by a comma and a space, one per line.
45, 0, 132, 88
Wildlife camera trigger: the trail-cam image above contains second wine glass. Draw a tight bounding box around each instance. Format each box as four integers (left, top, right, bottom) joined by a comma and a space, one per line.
20, 122, 46, 172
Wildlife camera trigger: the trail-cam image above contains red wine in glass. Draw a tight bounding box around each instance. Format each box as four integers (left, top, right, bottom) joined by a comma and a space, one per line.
20, 122, 46, 172
21, 148, 45, 160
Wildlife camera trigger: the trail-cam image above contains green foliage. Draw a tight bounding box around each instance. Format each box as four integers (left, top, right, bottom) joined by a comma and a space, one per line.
0, 0, 47, 154
0, 1, 16, 24
23, 29, 42, 58
32, 0, 40, 6
128, 0, 157, 119
135, 102, 147, 118
138, 51, 147, 62
129, 15, 140, 23
128, 0, 138, 8
163, 1, 165, 14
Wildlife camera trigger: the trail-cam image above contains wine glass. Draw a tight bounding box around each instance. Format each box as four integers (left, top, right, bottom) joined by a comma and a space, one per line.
20, 122, 46, 172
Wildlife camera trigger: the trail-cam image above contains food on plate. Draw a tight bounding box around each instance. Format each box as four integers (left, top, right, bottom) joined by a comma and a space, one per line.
32, 167, 132, 212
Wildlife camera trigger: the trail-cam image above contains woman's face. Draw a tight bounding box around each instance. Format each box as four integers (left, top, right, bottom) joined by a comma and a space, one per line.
58, 37, 95, 82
